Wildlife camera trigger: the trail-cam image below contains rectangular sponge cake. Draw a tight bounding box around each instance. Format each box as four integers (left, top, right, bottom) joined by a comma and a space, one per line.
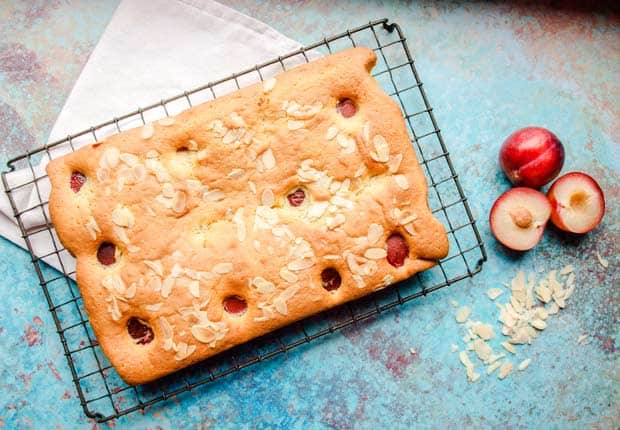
46, 48, 449, 385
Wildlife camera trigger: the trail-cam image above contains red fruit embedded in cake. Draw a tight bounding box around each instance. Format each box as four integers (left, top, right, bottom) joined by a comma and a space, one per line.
321, 268, 342, 291
490, 187, 551, 251
97, 243, 116, 265
499, 127, 564, 188
287, 189, 306, 206
70, 171, 86, 193
547, 172, 605, 234
386, 234, 408, 267
336, 99, 357, 118
223, 295, 247, 315
127, 318, 154, 345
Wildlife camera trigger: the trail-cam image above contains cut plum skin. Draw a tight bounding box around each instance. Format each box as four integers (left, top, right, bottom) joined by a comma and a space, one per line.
336, 99, 357, 118
287, 189, 305, 207
70, 172, 86, 193
223, 296, 248, 315
321, 268, 342, 291
97, 243, 116, 265
127, 318, 154, 345
386, 234, 408, 267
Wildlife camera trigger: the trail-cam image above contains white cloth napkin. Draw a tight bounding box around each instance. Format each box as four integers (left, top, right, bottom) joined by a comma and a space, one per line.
0, 0, 300, 274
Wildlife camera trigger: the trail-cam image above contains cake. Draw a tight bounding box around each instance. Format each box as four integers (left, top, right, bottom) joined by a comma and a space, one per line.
46, 47, 449, 385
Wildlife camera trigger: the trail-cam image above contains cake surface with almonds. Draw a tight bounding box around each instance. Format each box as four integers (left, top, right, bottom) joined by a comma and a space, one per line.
46, 47, 449, 385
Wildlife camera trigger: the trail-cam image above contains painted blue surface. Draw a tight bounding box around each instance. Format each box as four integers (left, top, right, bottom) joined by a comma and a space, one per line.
0, 1, 618, 428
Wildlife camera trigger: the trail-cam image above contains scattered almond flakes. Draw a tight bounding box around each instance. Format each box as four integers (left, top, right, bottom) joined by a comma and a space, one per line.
596, 252, 609, 269
455, 306, 471, 323
409, 348, 416, 355
451, 344, 459, 352
501, 342, 516, 354
518, 358, 531, 371
473, 323, 495, 341
577, 334, 589, 344
454, 265, 579, 383
486, 361, 502, 375
487, 288, 503, 300
498, 361, 514, 379
451, 300, 459, 308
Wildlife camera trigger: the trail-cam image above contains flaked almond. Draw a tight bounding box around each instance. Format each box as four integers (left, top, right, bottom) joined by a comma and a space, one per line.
487, 288, 503, 300
501, 341, 516, 354
388, 153, 403, 174
273, 297, 288, 315
474, 323, 495, 341
144, 302, 163, 312
144, 260, 163, 277
325, 125, 339, 140
227, 168, 244, 179
498, 361, 514, 379
203, 189, 225, 202
308, 202, 329, 219
252, 276, 275, 294
96, 167, 110, 182
287, 119, 305, 130
287, 258, 314, 271
518, 358, 531, 371
191, 324, 216, 344
248, 181, 257, 195
119, 152, 139, 167
367, 223, 384, 245
230, 112, 245, 128
362, 122, 370, 143
233, 208, 246, 242
394, 174, 410, 190
85, 216, 101, 240
404, 223, 416, 237
262, 77, 276, 93
364, 248, 387, 259
188, 280, 200, 298
112, 205, 135, 227
261, 188, 275, 207
141, 123, 154, 139
125, 282, 137, 299
279, 267, 298, 283
596, 252, 609, 268
370, 135, 389, 163
353, 275, 365, 289
455, 306, 471, 323
127, 244, 140, 253
172, 190, 186, 214
147, 276, 162, 292
161, 276, 174, 298
223, 127, 245, 144
113, 225, 130, 244
261, 149, 276, 170
354, 164, 367, 178
196, 149, 208, 161
213, 262, 233, 274
99, 147, 120, 169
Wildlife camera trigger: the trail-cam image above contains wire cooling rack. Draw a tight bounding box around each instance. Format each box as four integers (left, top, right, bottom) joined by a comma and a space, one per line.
2, 19, 486, 422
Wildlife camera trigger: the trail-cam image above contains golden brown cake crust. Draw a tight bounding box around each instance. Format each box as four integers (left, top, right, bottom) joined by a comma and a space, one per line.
46, 47, 449, 385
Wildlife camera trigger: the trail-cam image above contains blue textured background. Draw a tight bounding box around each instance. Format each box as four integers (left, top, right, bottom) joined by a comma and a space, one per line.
0, 1, 618, 428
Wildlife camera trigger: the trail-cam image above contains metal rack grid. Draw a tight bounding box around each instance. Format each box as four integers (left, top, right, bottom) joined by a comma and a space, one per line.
2, 19, 486, 422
